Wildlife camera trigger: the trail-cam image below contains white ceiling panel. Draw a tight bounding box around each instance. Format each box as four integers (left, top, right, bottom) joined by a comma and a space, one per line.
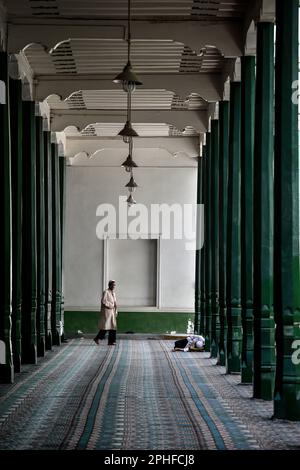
79, 122, 198, 137
6, 0, 248, 20
46, 89, 208, 110
22, 40, 224, 75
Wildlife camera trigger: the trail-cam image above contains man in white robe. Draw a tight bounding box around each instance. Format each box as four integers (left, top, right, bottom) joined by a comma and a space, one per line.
94, 280, 118, 345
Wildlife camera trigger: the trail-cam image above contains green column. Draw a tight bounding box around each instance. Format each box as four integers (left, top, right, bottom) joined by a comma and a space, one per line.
253, 22, 276, 400
273, 0, 300, 420
210, 120, 220, 358
226, 81, 242, 374
51, 142, 62, 346
9, 78, 22, 373
204, 134, 211, 351
59, 156, 66, 341
241, 56, 255, 384
36, 116, 46, 357
194, 155, 202, 333
200, 148, 206, 336
21, 101, 37, 364
217, 101, 229, 366
44, 131, 52, 350
0, 52, 13, 383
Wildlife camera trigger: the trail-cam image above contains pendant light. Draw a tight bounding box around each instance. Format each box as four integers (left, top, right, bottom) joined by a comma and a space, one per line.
113, 0, 141, 205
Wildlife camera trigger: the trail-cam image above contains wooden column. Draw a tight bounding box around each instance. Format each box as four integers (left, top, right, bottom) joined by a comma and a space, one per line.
204, 133, 212, 351
21, 101, 37, 364
253, 22, 276, 399
241, 56, 255, 384
59, 156, 66, 341
217, 101, 229, 366
273, 0, 300, 419
36, 116, 46, 357
226, 82, 242, 374
51, 143, 62, 346
9, 78, 23, 373
200, 147, 206, 336
210, 120, 220, 358
0, 52, 13, 383
44, 131, 52, 350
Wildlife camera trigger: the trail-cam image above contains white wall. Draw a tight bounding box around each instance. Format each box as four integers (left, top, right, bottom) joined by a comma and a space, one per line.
64, 163, 197, 311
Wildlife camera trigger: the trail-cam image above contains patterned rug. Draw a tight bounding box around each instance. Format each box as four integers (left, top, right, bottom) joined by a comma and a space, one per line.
0, 339, 300, 450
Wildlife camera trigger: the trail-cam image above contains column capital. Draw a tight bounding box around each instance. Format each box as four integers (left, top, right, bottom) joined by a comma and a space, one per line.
222, 78, 231, 101
207, 102, 219, 130
232, 58, 242, 83
244, 21, 257, 56
259, 0, 275, 23
8, 54, 36, 93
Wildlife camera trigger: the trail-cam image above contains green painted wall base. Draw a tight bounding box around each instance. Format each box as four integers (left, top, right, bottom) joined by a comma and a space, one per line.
64, 311, 193, 335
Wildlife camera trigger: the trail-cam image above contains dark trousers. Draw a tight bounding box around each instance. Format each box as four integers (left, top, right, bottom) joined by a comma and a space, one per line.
95, 329, 116, 344
174, 338, 188, 349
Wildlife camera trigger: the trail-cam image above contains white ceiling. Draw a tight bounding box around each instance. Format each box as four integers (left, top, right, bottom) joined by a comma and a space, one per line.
0, 0, 258, 163
6, 0, 249, 21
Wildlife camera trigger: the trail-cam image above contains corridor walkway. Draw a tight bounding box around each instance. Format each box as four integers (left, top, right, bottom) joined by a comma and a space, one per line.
0, 339, 300, 450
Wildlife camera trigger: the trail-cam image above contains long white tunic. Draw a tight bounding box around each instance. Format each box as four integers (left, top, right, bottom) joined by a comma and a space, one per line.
98, 289, 118, 330
184, 335, 205, 351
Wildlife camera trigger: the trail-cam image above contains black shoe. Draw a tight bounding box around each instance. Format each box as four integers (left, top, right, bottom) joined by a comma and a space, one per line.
94, 338, 100, 345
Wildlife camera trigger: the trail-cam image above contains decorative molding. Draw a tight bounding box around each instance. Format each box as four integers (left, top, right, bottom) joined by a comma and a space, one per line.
21, 40, 224, 76
69, 147, 194, 163
44, 90, 208, 112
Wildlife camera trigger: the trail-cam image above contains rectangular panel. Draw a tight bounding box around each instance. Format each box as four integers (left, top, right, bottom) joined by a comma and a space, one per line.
107, 239, 157, 307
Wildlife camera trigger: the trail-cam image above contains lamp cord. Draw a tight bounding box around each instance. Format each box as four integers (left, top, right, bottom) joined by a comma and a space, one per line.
127, 0, 131, 63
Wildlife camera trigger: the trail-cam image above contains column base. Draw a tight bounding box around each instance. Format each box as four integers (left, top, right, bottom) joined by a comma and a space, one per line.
273, 388, 300, 421
253, 370, 275, 400
217, 348, 226, 366
210, 340, 218, 358
52, 331, 61, 346
37, 337, 45, 357
204, 337, 211, 352
241, 307, 253, 384
13, 353, 21, 373
241, 363, 253, 384
45, 332, 52, 350
21, 344, 37, 364
226, 353, 241, 374
0, 364, 14, 383
200, 301, 206, 336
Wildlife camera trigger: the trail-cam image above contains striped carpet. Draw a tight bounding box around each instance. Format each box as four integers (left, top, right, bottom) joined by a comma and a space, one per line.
0, 338, 298, 450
